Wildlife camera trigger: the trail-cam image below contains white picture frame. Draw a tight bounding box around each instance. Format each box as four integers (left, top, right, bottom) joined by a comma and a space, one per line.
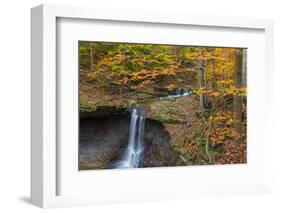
31, 4, 274, 208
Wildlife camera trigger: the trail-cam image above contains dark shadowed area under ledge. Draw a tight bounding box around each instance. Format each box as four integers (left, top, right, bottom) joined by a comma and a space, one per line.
79, 114, 185, 170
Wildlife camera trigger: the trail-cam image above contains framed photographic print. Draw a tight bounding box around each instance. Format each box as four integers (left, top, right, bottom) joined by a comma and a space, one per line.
31, 4, 274, 208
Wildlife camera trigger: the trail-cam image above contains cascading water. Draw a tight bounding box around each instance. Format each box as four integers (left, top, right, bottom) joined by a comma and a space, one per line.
111, 106, 146, 169
160, 88, 192, 99
108, 88, 191, 169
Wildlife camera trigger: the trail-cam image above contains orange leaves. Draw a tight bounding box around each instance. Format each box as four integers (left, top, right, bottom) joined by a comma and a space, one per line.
222, 85, 247, 97
209, 111, 235, 125
209, 127, 239, 145
207, 111, 240, 146
193, 87, 212, 95
194, 88, 221, 98
116, 66, 193, 89
210, 91, 220, 97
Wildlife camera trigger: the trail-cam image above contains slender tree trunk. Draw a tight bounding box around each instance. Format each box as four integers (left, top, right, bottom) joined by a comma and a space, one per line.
198, 49, 206, 112
242, 49, 247, 86
234, 49, 243, 146
241, 49, 247, 122
89, 43, 94, 71
221, 48, 227, 109
211, 51, 216, 90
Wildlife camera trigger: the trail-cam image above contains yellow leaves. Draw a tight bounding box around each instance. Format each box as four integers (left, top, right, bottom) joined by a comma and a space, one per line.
217, 80, 233, 87
226, 118, 234, 125
239, 87, 247, 97
185, 52, 198, 60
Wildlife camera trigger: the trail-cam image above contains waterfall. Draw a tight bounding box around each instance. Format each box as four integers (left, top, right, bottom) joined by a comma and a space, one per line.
176, 88, 182, 96
111, 106, 146, 169
161, 88, 192, 99
175, 88, 192, 97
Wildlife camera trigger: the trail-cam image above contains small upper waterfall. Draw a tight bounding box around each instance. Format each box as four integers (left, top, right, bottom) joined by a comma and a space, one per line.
160, 88, 192, 99
111, 106, 146, 169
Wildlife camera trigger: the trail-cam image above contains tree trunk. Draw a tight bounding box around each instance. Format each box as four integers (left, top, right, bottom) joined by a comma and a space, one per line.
242, 49, 247, 86
211, 51, 216, 90
234, 49, 243, 146
89, 43, 94, 71
198, 50, 206, 112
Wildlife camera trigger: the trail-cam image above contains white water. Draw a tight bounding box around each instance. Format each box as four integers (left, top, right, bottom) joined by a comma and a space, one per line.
160, 88, 192, 99
111, 107, 146, 169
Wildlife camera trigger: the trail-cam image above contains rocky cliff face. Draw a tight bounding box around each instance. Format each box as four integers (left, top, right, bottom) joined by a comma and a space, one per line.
79, 116, 129, 170
141, 120, 185, 167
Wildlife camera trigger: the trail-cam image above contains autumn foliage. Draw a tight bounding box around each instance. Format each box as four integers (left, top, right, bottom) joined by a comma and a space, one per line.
79, 41, 247, 165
